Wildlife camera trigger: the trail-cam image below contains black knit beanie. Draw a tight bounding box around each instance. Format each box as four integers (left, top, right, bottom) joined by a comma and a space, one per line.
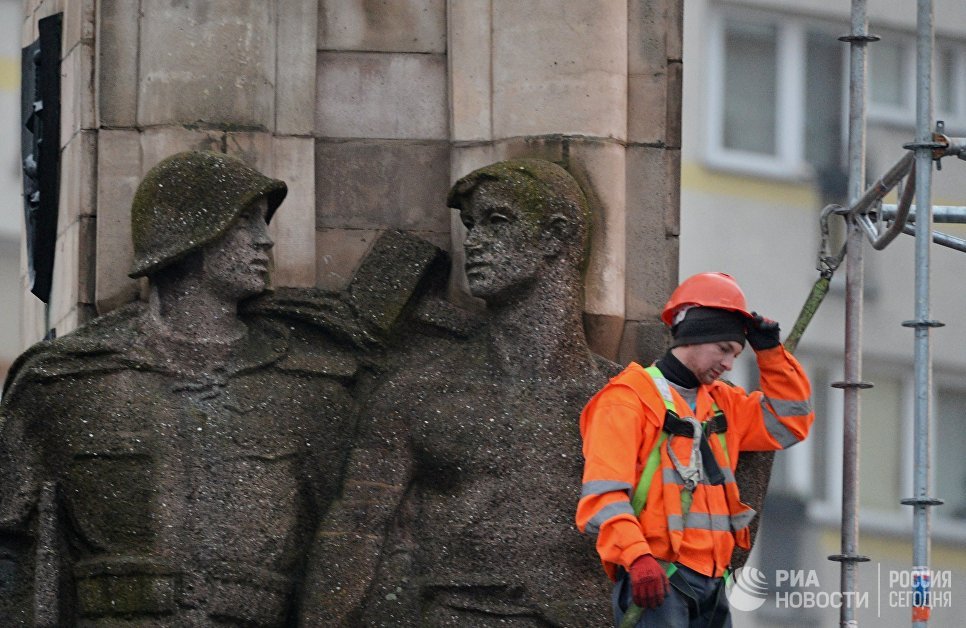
670, 307, 747, 348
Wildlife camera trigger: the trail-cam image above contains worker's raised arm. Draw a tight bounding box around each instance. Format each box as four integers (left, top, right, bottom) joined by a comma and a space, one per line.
727, 314, 814, 451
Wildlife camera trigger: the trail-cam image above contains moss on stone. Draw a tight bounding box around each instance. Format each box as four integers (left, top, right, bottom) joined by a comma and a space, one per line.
129, 151, 287, 278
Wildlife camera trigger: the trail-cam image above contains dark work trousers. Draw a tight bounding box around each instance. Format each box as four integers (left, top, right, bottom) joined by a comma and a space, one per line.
612, 564, 731, 628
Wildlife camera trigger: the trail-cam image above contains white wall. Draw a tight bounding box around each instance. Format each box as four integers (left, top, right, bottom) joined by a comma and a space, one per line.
0, 0, 23, 379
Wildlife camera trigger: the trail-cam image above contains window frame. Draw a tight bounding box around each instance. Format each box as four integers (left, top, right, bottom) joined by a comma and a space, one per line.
802, 356, 966, 542
866, 32, 966, 132
705, 6, 842, 180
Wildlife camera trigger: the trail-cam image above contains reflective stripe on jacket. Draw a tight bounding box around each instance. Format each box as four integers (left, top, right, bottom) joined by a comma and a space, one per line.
575, 345, 814, 580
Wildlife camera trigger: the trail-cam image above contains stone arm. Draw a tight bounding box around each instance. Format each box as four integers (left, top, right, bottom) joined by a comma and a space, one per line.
0, 402, 45, 626
298, 380, 417, 626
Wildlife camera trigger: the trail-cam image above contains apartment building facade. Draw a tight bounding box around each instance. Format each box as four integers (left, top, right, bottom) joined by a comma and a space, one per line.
682, 1, 966, 625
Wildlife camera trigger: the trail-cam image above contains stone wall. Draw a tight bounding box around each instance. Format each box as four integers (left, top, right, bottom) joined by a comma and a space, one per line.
20, 0, 683, 363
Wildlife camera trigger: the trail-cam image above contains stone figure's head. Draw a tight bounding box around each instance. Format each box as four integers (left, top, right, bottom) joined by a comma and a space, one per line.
447, 159, 590, 303
129, 151, 287, 299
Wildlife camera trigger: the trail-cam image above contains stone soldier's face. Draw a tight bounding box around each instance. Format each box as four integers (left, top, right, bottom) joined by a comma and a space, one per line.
461, 181, 545, 303
201, 197, 274, 300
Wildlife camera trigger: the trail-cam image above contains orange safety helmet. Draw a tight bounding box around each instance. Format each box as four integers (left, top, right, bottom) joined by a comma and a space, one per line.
661, 272, 752, 326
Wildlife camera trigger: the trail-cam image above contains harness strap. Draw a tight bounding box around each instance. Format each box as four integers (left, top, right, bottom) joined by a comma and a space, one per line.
631, 366, 730, 517
664, 411, 727, 486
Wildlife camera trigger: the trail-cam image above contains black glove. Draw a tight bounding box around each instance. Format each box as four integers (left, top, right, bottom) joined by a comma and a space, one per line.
747, 312, 781, 351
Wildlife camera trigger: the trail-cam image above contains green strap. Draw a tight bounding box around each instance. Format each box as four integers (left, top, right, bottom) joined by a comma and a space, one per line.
631, 432, 666, 515
715, 427, 730, 467
784, 274, 830, 354
634, 366, 727, 517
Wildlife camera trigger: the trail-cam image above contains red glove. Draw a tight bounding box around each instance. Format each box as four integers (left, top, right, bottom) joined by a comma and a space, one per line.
629, 554, 669, 609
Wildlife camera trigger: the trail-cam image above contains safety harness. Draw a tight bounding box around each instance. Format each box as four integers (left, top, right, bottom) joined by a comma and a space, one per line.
619, 365, 733, 628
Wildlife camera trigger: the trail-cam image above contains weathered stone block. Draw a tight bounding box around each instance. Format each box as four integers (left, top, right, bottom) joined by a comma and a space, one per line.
62, 0, 94, 56
624, 145, 680, 321
224, 131, 275, 173
628, 71, 668, 145
138, 0, 275, 128
95, 129, 141, 314
78, 215, 95, 306
616, 319, 670, 367
97, 0, 139, 127
491, 0, 626, 139
584, 312, 625, 363
450, 144, 500, 184
48, 225, 78, 328
58, 130, 97, 231
271, 136, 316, 287
315, 52, 447, 140
318, 0, 446, 53
315, 228, 377, 291
20, 277, 47, 349
452, 136, 567, 184
666, 60, 683, 149
32, 0, 64, 23
315, 139, 450, 232
667, 0, 684, 62
628, 0, 669, 74
139, 127, 223, 174
277, 0, 318, 135
60, 41, 95, 148
448, 0, 492, 142
565, 139, 627, 319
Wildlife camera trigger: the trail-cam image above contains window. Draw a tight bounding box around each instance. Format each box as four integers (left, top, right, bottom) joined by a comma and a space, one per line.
706, 8, 844, 179
721, 21, 778, 155
936, 44, 966, 127
935, 387, 966, 522
706, 7, 966, 178
869, 38, 911, 115
799, 361, 966, 539
868, 34, 966, 131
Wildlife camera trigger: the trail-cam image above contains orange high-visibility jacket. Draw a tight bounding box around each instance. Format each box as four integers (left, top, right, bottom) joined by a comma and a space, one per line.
575, 345, 814, 580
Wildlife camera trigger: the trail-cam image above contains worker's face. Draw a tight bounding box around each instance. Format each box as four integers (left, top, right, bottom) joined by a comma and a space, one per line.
461, 181, 544, 303
201, 197, 274, 300
673, 340, 744, 385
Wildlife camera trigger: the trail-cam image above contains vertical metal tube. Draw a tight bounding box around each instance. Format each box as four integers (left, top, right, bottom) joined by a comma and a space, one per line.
910, 1, 936, 626
837, 1, 870, 625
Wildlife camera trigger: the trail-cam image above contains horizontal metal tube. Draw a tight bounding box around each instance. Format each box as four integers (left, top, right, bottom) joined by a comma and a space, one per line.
901, 224, 966, 252
881, 204, 966, 223
848, 151, 915, 217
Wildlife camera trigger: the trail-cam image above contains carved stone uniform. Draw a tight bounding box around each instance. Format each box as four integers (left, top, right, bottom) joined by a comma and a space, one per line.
0, 303, 358, 626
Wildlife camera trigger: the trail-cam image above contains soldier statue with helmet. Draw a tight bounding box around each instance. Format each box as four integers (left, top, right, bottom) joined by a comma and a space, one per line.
0, 151, 367, 626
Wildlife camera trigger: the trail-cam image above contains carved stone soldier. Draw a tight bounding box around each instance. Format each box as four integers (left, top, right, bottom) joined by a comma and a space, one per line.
304, 159, 615, 626
0, 151, 362, 626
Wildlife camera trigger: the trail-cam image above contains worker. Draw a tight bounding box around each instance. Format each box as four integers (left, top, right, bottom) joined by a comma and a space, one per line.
576, 272, 815, 627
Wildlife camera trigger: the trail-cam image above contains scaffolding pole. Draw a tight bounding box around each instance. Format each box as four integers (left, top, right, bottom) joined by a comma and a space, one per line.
830, 1, 874, 626
900, 1, 944, 626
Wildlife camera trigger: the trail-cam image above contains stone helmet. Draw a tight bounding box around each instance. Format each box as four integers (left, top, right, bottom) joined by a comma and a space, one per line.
129, 150, 288, 278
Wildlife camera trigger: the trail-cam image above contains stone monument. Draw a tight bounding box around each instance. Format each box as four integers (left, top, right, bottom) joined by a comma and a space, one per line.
0, 151, 369, 626
303, 159, 616, 626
